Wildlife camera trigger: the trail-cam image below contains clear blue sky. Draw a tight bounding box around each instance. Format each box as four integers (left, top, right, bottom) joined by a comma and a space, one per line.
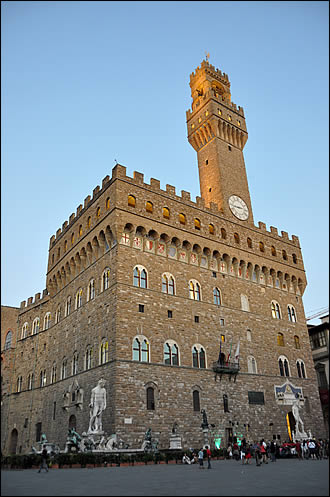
1, 1, 329, 323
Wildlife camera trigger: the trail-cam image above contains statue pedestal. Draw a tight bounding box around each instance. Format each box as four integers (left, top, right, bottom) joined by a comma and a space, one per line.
202, 428, 210, 447
169, 435, 182, 450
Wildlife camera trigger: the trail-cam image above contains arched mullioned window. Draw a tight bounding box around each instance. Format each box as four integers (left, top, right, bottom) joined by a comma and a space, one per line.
164, 342, 179, 366
55, 307, 61, 324
87, 216, 91, 229
133, 266, 147, 288
102, 268, 110, 291
40, 370, 46, 388
32, 318, 40, 335
194, 218, 201, 230
85, 346, 93, 370
162, 273, 175, 295
4, 331, 12, 350
146, 387, 155, 410
179, 213, 186, 225
296, 359, 306, 379
28, 373, 34, 390
61, 358, 67, 379
294, 335, 300, 349
71, 233, 75, 245
64, 240, 68, 252
271, 246, 277, 256
99, 340, 109, 365
65, 296, 72, 317
292, 253, 297, 264
163, 207, 170, 219
189, 280, 201, 301
79, 225, 83, 237
234, 233, 240, 244
21, 323, 29, 340
146, 201, 153, 213
277, 332, 285, 346
88, 279, 95, 301
193, 390, 200, 412
259, 241, 265, 253
192, 345, 206, 368
209, 224, 215, 235
50, 363, 56, 384
128, 195, 136, 207
247, 356, 257, 373
44, 313, 51, 330
221, 228, 227, 239
271, 301, 281, 319
96, 207, 101, 218
247, 237, 253, 248
72, 352, 79, 375
106, 197, 110, 210
213, 287, 221, 305
279, 356, 290, 377
75, 289, 83, 309
288, 305, 297, 322
133, 337, 150, 362
17, 376, 23, 393
282, 250, 288, 261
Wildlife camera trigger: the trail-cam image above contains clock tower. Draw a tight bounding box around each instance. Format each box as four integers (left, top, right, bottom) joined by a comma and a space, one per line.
186, 59, 254, 225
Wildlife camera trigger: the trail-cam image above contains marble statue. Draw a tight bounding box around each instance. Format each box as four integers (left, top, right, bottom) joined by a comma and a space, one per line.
292, 398, 305, 435
88, 378, 106, 434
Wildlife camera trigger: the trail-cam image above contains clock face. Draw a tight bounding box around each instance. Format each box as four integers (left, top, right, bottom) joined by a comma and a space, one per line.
228, 195, 249, 220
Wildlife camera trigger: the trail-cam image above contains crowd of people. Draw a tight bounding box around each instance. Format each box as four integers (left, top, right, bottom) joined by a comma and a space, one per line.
182, 438, 329, 467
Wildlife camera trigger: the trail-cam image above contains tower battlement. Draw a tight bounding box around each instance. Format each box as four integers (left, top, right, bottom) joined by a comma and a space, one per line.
189, 59, 230, 85
20, 289, 49, 311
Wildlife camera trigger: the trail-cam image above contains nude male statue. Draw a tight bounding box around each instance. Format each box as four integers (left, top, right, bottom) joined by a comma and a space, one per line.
88, 378, 106, 434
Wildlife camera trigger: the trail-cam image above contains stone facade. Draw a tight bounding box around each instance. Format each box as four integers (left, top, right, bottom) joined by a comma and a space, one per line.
1, 60, 325, 455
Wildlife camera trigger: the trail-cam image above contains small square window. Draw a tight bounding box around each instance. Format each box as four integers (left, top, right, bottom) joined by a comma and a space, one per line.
139, 304, 144, 313
212, 271, 217, 278
220, 318, 225, 326
168, 310, 173, 318
194, 316, 199, 323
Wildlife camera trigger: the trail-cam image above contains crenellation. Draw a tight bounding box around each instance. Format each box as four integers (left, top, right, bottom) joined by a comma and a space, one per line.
195, 196, 205, 208
27, 297, 33, 305
150, 178, 161, 190
49, 235, 55, 248
111, 163, 127, 179
69, 213, 75, 224
270, 226, 278, 236
181, 190, 191, 202
34, 293, 41, 302
258, 221, 267, 231
291, 235, 300, 246
209, 201, 219, 212
84, 195, 91, 208
62, 221, 68, 231
20, 301, 26, 309
133, 171, 144, 184
42, 289, 48, 298
93, 185, 100, 198
166, 184, 176, 196
76, 204, 83, 216
281, 230, 289, 241
56, 228, 61, 239
102, 175, 110, 188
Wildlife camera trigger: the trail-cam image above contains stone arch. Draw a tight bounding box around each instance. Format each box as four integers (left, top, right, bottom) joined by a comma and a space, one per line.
9, 428, 18, 454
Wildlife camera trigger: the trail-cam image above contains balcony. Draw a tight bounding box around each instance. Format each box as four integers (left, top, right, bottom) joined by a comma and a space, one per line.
212, 360, 240, 382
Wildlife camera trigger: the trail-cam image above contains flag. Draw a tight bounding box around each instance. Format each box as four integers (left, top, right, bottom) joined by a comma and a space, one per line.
234, 340, 240, 362
226, 342, 232, 365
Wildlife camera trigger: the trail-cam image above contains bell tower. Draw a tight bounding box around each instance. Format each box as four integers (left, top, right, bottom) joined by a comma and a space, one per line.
186, 59, 254, 225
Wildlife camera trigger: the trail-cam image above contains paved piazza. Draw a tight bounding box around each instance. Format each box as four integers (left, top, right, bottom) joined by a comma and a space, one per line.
1, 459, 329, 496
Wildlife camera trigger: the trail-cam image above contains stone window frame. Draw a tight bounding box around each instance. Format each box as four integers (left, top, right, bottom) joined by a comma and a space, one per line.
163, 339, 180, 366
192, 344, 207, 369
84, 346, 93, 370
287, 305, 297, 322
271, 300, 281, 319
4, 331, 12, 350
296, 359, 307, 379
189, 279, 202, 301
32, 317, 40, 335
132, 335, 150, 363
88, 278, 96, 301
247, 355, 258, 374
99, 339, 109, 365
213, 287, 221, 306
161, 272, 176, 295
241, 294, 250, 312
101, 267, 111, 292
278, 355, 290, 377
133, 265, 148, 289
65, 296, 72, 317
75, 288, 83, 309
43, 313, 51, 330
21, 322, 29, 340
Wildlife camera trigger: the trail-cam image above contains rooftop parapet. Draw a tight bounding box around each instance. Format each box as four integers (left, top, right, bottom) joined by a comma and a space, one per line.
19, 289, 49, 310
189, 60, 230, 84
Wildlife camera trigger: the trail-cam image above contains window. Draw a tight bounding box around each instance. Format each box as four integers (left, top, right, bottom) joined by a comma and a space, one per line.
64, 240, 68, 252
106, 197, 110, 210
44, 313, 51, 330
271, 301, 281, 319
179, 213, 186, 225
17, 376, 23, 393
128, 195, 136, 207
72, 352, 79, 375
259, 241, 265, 252
189, 280, 201, 301
102, 268, 110, 291
279, 356, 290, 377
168, 310, 173, 318
139, 304, 144, 313
79, 225, 83, 237
193, 390, 200, 412
209, 224, 215, 235
297, 360, 306, 379
288, 305, 296, 322
28, 373, 34, 390
213, 287, 221, 305
310, 330, 327, 349
65, 296, 72, 317
55, 307, 61, 325
293, 335, 300, 349
241, 294, 250, 312
292, 253, 297, 264
50, 364, 56, 384
35, 423, 42, 442
4, 331, 12, 350
133, 266, 147, 288
194, 315, 199, 323
40, 370, 46, 388
85, 347, 93, 370
61, 359, 67, 379
21, 323, 29, 339
88, 279, 95, 301
282, 250, 287, 261
100, 340, 109, 365
71, 233, 75, 245
234, 233, 240, 244
247, 329, 252, 341
194, 218, 201, 230
75, 289, 83, 309
221, 228, 227, 239
162, 273, 175, 295
146, 387, 155, 410
247, 237, 253, 248
133, 338, 149, 362
277, 333, 284, 346
248, 392, 265, 405
164, 342, 179, 366
32, 318, 40, 335
163, 207, 170, 219
271, 246, 277, 256
146, 201, 153, 213
192, 345, 206, 368
247, 356, 257, 373
87, 216, 91, 229
223, 394, 229, 412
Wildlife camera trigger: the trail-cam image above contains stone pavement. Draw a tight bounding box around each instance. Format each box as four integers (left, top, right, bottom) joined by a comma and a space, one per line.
1, 459, 329, 496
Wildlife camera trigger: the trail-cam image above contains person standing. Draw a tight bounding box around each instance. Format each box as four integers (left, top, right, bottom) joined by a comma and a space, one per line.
296, 440, 303, 460
205, 445, 212, 469
198, 448, 204, 469
270, 440, 277, 462
254, 441, 262, 466
38, 446, 49, 473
